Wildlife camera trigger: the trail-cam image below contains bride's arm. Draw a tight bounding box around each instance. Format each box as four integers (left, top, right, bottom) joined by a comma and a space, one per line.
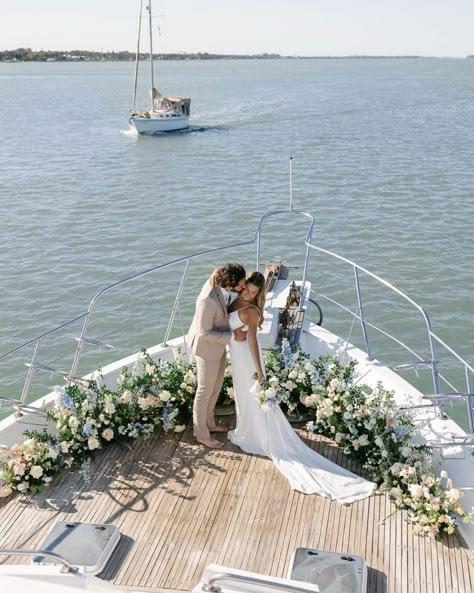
241, 308, 265, 383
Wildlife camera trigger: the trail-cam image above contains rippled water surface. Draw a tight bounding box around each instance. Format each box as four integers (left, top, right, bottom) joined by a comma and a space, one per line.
1, 58, 473, 414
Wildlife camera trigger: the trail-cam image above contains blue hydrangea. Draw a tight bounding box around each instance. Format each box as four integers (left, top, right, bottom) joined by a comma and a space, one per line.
61, 393, 75, 409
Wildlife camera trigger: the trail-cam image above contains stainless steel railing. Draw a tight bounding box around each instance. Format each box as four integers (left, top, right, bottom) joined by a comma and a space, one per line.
0, 548, 78, 573
1, 204, 473, 433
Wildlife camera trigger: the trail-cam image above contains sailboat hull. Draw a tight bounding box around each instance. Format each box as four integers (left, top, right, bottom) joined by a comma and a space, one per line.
129, 113, 190, 134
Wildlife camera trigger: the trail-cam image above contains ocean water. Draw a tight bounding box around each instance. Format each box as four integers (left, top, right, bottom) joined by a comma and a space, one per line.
0, 58, 473, 420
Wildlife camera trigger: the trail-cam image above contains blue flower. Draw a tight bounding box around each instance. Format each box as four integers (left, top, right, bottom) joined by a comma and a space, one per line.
280, 340, 294, 368
82, 422, 92, 436
61, 393, 75, 410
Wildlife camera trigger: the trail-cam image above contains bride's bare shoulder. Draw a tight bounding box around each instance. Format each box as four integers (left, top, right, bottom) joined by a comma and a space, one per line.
238, 305, 259, 322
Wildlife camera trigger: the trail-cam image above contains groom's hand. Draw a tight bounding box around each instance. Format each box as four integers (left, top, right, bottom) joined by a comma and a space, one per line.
234, 328, 247, 342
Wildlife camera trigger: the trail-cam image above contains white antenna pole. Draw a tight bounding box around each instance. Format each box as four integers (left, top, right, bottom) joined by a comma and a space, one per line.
147, 1, 155, 111
289, 156, 293, 211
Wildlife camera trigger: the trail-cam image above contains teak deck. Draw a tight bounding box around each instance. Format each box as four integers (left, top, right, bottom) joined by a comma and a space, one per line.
1, 420, 474, 593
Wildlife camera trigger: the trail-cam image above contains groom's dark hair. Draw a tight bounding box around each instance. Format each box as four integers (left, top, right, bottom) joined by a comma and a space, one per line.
216, 263, 246, 288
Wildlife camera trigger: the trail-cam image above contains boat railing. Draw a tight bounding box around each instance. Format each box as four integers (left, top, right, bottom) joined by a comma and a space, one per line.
0, 208, 315, 411
304, 241, 474, 432
1, 205, 473, 433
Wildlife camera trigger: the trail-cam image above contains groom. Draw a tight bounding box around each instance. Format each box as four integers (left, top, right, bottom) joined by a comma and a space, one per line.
188, 263, 247, 448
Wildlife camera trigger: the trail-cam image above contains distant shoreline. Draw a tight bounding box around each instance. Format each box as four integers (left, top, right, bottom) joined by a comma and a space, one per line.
2, 49, 473, 62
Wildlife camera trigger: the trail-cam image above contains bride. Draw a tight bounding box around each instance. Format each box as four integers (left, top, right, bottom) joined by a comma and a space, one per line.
227, 271, 375, 504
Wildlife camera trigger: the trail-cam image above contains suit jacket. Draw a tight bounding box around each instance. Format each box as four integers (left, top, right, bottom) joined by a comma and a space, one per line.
187, 280, 232, 360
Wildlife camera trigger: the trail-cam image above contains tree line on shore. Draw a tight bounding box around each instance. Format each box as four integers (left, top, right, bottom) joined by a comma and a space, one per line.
1, 48, 282, 62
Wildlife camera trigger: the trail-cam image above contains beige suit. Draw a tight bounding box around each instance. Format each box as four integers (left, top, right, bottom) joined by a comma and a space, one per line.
188, 280, 232, 440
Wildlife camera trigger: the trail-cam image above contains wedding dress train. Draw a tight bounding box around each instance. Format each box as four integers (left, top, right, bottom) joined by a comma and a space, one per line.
227, 311, 375, 503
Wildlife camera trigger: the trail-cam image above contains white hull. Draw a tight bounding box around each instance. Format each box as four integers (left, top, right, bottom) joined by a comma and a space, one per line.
129, 113, 190, 134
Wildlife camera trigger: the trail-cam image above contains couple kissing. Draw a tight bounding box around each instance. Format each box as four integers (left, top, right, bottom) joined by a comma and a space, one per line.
187, 263, 376, 503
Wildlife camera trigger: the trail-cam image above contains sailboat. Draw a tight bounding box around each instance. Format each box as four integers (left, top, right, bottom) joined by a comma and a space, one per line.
129, 0, 191, 134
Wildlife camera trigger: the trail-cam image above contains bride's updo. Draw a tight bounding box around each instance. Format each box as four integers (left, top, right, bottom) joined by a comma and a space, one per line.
245, 271, 266, 329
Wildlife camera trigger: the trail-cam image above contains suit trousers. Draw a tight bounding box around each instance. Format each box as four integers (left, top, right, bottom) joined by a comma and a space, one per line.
193, 351, 227, 440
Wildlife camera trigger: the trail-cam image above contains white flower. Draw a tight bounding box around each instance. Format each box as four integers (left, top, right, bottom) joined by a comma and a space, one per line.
69, 416, 79, 430
60, 441, 70, 454
17, 482, 29, 492
400, 446, 412, 458
81, 400, 90, 412
358, 434, 369, 447
227, 387, 235, 399
159, 390, 171, 402
102, 428, 114, 441
446, 488, 461, 503
145, 364, 155, 375
174, 425, 186, 433
120, 390, 132, 404
88, 437, 100, 450
30, 465, 44, 479
440, 470, 448, 479
408, 484, 424, 498
14, 463, 26, 476
104, 401, 116, 414
48, 448, 58, 460
0, 485, 13, 497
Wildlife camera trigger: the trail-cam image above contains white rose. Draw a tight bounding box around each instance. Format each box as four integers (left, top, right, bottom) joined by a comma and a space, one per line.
88, 437, 100, 450
159, 390, 171, 402
17, 482, 29, 492
358, 434, 369, 447
0, 485, 13, 497
440, 470, 448, 479
60, 441, 70, 454
14, 463, 26, 476
30, 465, 44, 479
102, 428, 114, 441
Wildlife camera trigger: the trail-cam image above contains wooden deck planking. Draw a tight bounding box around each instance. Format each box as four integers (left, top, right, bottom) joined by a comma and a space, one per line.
1, 421, 473, 593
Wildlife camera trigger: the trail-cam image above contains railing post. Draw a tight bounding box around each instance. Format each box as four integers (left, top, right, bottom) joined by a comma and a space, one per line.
69, 314, 92, 378
466, 368, 474, 434
300, 244, 311, 310
354, 267, 373, 361
163, 260, 190, 346
19, 339, 41, 408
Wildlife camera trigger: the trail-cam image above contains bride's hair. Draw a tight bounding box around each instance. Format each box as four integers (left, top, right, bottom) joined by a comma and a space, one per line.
246, 271, 266, 329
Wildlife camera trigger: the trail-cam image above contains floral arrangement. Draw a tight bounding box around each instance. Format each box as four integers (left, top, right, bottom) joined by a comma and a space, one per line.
0, 429, 61, 497
1, 348, 196, 497
1, 340, 471, 539
253, 340, 472, 539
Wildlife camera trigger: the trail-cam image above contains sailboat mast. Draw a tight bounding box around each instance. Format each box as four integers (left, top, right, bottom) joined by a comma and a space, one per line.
132, 0, 143, 112
147, 0, 155, 111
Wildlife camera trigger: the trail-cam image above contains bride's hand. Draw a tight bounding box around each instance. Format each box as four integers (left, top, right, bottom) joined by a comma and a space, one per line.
234, 327, 247, 342
257, 371, 266, 384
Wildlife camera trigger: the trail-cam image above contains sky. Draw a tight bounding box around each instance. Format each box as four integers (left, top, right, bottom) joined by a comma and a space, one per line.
1, 0, 474, 58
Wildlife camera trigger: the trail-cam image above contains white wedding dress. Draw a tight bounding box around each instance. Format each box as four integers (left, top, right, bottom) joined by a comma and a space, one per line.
227, 310, 375, 503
